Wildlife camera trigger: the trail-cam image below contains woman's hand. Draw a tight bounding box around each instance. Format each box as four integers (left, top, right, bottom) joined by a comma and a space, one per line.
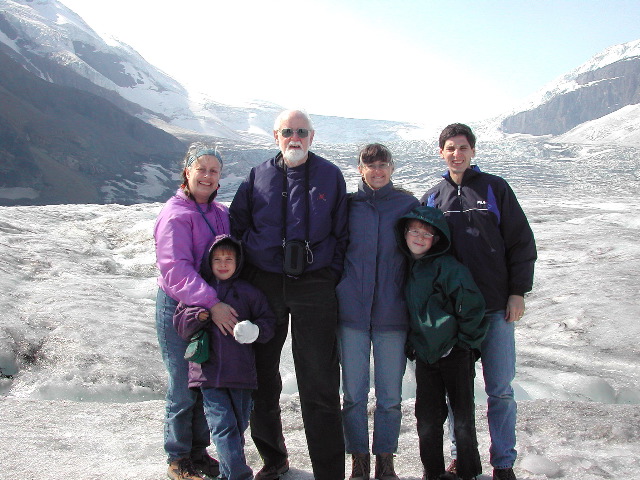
210, 302, 239, 335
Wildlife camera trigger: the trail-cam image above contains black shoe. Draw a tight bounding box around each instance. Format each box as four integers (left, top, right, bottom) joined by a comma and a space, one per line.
191, 451, 220, 478
492, 467, 516, 480
437, 473, 458, 480
255, 460, 290, 480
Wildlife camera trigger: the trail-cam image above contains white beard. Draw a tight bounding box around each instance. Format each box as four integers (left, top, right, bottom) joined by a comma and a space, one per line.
283, 146, 308, 167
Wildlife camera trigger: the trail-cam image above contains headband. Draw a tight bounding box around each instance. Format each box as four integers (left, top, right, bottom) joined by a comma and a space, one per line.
185, 147, 223, 169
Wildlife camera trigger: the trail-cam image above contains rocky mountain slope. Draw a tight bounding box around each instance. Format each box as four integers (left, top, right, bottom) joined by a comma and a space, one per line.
501, 40, 640, 136
0, 0, 429, 205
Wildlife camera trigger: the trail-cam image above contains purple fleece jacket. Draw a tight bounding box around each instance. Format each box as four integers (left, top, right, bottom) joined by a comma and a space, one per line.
154, 188, 230, 308
173, 235, 276, 389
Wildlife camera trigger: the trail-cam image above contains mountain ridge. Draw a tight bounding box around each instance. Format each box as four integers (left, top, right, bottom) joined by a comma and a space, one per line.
500, 39, 640, 136
1, 0, 640, 205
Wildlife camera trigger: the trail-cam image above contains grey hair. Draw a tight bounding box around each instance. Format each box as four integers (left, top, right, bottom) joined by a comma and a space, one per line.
273, 109, 314, 132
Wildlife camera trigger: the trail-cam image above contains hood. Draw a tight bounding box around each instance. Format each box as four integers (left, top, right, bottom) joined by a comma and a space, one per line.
395, 205, 451, 260
200, 235, 245, 284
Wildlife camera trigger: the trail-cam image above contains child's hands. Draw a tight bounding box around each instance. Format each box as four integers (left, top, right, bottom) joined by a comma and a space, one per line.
233, 320, 259, 344
197, 311, 210, 322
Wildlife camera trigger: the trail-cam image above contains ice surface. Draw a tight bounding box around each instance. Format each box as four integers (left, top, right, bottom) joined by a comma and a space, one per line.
1, 136, 640, 479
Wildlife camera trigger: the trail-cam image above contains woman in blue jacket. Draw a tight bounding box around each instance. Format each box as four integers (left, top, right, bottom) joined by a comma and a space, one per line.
336, 143, 419, 480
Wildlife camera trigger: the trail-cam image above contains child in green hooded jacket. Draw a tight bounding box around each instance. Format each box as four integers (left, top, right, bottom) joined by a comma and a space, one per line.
396, 205, 487, 480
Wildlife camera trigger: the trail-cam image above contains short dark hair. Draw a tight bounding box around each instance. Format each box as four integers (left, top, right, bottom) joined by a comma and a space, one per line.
438, 123, 476, 149
210, 240, 239, 261
358, 143, 393, 166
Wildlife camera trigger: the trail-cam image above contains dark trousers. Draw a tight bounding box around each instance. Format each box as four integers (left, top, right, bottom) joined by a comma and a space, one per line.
415, 346, 482, 480
244, 266, 345, 480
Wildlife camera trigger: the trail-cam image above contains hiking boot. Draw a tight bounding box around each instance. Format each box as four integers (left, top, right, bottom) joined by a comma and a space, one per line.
374, 454, 399, 480
350, 453, 371, 480
168, 458, 205, 480
493, 467, 516, 480
255, 459, 290, 480
445, 459, 457, 475
191, 451, 220, 478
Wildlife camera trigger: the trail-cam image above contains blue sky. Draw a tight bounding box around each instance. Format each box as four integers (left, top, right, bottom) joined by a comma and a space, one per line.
61, 0, 640, 127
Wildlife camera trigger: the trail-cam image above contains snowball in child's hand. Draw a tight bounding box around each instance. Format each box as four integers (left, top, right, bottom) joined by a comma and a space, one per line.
233, 320, 259, 344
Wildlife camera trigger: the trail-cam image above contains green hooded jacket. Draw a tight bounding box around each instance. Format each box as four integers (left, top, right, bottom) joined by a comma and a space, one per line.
395, 206, 487, 364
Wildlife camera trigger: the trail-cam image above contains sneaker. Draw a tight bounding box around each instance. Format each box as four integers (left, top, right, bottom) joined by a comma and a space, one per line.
493, 467, 516, 480
446, 459, 457, 475
168, 458, 205, 480
374, 454, 399, 480
255, 459, 290, 480
350, 453, 371, 480
191, 451, 220, 478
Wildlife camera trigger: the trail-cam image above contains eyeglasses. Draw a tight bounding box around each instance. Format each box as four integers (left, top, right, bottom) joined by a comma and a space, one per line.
279, 128, 310, 138
360, 162, 392, 171
406, 229, 435, 239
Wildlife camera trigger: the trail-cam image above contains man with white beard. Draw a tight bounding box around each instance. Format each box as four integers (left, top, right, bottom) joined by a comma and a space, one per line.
230, 110, 348, 480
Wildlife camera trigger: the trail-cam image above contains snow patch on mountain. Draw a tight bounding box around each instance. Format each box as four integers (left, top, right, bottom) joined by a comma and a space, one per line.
556, 103, 640, 144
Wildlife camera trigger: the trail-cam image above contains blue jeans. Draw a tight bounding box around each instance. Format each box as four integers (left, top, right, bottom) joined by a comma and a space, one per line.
481, 310, 517, 469
447, 311, 517, 469
156, 288, 211, 462
201, 387, 253, 480
338, 325, 407, 454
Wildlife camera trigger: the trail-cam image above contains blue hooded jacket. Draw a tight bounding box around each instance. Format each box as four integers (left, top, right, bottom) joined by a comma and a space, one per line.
337, 179, 419, 331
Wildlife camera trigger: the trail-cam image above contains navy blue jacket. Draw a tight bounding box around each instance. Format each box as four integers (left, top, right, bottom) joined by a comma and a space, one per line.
230, 152, 348, 278
422, 166, 537, 311
337, 180, 419, 331
173, 235, 276, 390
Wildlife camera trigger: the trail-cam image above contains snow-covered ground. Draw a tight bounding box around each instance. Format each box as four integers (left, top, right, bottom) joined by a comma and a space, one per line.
1, 137, 640, 479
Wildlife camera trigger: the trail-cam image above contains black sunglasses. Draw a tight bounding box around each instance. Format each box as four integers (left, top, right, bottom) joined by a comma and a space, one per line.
279, 128, 310, 138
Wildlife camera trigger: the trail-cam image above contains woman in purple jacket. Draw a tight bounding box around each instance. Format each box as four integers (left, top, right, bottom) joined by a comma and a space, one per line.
154, 142, 235, 480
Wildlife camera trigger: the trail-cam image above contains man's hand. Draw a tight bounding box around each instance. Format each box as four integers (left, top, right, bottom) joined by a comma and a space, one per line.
210, 302, 239, 335
505, 294, 525, 323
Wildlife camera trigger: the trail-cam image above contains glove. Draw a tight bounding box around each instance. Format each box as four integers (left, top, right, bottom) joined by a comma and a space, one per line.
233, 320, 259, 344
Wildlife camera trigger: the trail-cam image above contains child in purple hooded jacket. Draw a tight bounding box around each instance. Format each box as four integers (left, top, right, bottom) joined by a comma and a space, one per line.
173, 235, 276, 480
